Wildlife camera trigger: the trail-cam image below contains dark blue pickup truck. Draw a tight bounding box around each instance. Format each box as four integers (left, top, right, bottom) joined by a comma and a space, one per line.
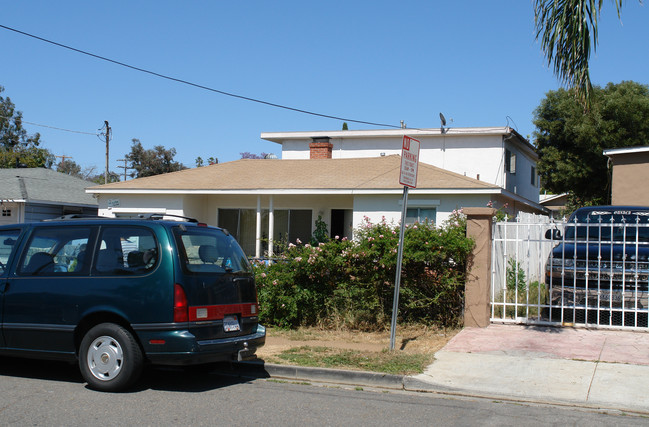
545, 206, 649, 324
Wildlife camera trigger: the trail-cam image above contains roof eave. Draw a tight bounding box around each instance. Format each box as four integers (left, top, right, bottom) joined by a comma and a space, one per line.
261, 127, 520, 144
89, 188, 502, 196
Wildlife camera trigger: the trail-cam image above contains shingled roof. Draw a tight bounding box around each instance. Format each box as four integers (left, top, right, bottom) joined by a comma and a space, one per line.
88, 155, 499, 194
0, 168, 97, 206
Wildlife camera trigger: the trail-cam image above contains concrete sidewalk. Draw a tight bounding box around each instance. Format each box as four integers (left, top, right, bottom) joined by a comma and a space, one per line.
406, 324, 649, 413
231, 324, 649, 413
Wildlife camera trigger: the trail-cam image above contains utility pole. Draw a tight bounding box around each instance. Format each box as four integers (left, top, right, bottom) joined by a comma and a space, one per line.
103, 120, 111, 184
116, 158, 132, 181
54, 155, 73, 163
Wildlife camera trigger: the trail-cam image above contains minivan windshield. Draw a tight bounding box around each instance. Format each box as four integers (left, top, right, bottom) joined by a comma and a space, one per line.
173, 226, 251, 274
565, 209, 649, 243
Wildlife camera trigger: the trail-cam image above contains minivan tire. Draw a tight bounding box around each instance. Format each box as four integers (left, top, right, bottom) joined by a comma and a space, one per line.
79, 323, 143, 392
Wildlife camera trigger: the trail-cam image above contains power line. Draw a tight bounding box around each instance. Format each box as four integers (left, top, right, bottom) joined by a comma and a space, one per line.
0, 114, 99, 136
0, 24, 402, 129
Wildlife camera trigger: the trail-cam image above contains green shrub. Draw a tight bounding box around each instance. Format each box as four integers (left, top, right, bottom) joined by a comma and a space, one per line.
254, 211, 474, 330
506, 257, 526, 293
494, 280, 548, 319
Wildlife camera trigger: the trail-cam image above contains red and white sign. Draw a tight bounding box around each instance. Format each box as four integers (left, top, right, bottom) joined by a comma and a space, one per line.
399, 135, 420, 188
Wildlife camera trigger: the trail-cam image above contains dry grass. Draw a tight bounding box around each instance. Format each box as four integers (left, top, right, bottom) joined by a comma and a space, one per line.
256, 325, 459, 374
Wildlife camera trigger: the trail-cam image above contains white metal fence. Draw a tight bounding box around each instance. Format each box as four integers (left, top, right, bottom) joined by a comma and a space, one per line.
490, 211, 649, 330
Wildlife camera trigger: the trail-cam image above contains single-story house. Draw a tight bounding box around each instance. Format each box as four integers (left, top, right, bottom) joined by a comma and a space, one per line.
0, 168, 98, 225
88, 155, 544, 258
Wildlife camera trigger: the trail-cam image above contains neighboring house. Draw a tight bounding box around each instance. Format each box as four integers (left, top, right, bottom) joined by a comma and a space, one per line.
88, 149, 545, 258
261, 127, 541, 203
539, 193, 568, 218
604, 146, 649, 206
0, 168, 98, 225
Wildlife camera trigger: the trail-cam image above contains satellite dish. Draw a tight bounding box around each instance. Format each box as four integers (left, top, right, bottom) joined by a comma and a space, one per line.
439, 113, 446, 127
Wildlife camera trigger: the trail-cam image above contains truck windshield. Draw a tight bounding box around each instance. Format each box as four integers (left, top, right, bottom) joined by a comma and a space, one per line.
565, 210, 649, 243
173, 226, 251, 274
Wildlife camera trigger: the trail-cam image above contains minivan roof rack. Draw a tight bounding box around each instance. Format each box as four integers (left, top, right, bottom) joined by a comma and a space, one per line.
44, 214, 110, 221
140, 213, 199, 223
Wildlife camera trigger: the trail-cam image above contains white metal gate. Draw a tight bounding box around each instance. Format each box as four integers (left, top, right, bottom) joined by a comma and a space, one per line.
490, 212, 649, 330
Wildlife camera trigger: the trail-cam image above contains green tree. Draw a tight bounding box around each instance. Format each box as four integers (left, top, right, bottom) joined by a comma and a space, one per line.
89, 171, 120, 184
0, 85, 54, 168
56, 159, 82, 177
534, 0, 626, 108
195, 156, 218, 167
126, 138, 186, 178
534, 81, 649, 206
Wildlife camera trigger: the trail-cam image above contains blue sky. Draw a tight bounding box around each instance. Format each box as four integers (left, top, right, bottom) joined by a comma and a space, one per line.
2, 1, 648, 176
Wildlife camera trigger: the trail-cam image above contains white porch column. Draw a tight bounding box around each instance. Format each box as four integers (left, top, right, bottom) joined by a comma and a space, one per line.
255, 196, 261, 258
268, 196, 274, 257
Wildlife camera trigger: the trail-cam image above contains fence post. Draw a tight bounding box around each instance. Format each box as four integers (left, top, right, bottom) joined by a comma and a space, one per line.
463, 207, 497, 328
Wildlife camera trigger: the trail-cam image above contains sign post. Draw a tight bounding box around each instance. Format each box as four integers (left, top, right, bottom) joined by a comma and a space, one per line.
389, 135, 420, 351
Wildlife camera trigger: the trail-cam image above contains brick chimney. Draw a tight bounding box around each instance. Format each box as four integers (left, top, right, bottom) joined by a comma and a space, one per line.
309, 137, 333, 159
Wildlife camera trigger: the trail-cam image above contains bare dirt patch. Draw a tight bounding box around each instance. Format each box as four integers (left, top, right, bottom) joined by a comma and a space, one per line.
257, 326, 459, 359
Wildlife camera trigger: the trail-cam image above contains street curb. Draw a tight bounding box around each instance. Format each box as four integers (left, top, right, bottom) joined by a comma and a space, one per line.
214, 361, 649, 415
219, 361, 405, 389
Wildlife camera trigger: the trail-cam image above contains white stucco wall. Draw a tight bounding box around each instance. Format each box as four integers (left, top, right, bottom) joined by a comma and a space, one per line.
352, 193, 493, 232
98, 194, 185, 218
281, 135, 506, 187
503, 141, 539, 202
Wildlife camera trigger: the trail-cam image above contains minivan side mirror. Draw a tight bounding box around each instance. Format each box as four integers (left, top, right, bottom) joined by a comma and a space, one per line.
4, 238, 16, 246
545, 229, 562, 240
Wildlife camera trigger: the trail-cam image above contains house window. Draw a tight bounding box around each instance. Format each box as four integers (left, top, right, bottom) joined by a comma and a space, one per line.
505, 149, 516, 174
271, 209, 312, 246
531, 166, 537, 186
406, 208, 436, 225
218, 208, 312, 256
1, 209, 11, 217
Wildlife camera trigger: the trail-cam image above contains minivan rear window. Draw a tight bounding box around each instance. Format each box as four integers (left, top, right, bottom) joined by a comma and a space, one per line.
173, 227, 251, 274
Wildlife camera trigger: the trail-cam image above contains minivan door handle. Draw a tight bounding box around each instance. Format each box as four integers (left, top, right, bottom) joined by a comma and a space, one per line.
0, 282, 7, 293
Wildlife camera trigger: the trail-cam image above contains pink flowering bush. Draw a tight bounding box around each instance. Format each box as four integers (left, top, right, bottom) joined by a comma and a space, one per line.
487, 200, 510, 221
254, 212, 473, 329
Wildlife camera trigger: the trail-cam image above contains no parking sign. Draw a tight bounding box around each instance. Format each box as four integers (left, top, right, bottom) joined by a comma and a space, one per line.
399, 135, 420, 188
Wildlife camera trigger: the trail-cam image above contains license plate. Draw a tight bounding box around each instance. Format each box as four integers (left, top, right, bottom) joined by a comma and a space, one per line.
223, 315, 240, 332
599, 291, 623, 302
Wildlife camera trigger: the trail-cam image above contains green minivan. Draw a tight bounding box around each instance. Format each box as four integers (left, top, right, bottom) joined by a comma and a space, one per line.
0, 215, 265, 391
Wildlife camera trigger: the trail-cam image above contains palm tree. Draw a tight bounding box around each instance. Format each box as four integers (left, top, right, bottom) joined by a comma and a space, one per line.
534, 0, 624, 109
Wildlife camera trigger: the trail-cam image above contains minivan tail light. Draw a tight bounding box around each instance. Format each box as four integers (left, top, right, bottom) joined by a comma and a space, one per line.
174, 284, 189, 322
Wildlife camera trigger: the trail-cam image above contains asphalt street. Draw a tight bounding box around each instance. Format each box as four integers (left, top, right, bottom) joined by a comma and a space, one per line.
0, 357, 646, 426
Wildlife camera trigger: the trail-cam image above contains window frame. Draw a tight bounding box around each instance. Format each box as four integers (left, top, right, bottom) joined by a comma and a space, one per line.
0, 228, 22, 276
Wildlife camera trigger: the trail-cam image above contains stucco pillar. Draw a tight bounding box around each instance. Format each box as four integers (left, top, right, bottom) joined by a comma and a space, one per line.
463, 207, 497, 328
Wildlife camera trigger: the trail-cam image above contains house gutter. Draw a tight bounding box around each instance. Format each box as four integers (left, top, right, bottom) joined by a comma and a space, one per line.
87, 188, 501, 196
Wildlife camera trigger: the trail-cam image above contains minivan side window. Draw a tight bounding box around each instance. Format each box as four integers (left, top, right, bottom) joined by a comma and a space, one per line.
94, 226, 158, 275
0, 229, 21, 275
19, 227, 92, 275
